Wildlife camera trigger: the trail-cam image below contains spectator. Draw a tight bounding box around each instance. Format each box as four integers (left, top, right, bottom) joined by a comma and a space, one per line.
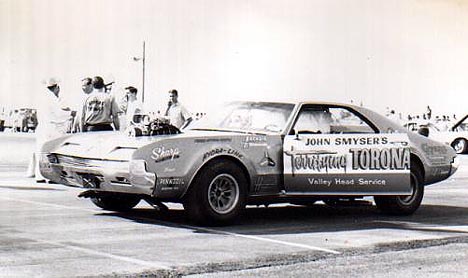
426, 106, 432, 120
81, 76, 121, 131
164, 89, 192, 129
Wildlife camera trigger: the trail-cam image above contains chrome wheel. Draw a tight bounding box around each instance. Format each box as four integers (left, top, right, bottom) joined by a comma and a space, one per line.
453, 139, 467, 154
207, 174, 240, 215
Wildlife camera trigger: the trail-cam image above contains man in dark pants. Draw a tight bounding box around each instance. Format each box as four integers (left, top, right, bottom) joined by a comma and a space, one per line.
81, 76, 121, 132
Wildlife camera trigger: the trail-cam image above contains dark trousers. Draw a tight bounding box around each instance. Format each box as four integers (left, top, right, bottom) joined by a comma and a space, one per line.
84, 124, 113, 132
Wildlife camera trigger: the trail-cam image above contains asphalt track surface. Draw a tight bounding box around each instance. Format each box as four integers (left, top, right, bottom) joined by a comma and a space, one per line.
0, 134, 467, 277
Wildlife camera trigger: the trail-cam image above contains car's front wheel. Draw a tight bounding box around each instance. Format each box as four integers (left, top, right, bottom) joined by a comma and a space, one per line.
374, 165, 424, 215
183, 160, 247, 225
452, 138, 467, 154
91, 194, 141, 211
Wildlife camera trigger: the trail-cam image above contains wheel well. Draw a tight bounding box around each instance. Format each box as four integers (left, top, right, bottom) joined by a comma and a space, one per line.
410, 154, 425, 184
452, 137, 467, 145
186, 155, 252, 197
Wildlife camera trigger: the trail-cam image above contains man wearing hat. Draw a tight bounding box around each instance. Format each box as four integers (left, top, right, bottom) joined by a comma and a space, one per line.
28, 78, 71, 182
81, 76, 121, 131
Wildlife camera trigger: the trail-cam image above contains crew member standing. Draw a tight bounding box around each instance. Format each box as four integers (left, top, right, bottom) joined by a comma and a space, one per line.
165, 89, 192, 129
122, 86, 143, 128
81, 76, 121, 132
28, 78, 71, 182
72, 77, 94, 132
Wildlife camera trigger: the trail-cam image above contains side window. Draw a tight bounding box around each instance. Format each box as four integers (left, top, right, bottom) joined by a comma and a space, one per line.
293, 106, 375, 134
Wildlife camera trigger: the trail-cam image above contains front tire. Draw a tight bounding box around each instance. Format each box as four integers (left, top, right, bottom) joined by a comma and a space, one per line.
374, 165, 424, 215
91, 194, 141, 211
183, 160, 247, 226
452, 138, 467, 154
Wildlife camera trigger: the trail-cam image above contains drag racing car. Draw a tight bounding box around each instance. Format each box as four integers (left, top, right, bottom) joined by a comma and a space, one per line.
427, 114, 468, 154
39, 101, 459, 225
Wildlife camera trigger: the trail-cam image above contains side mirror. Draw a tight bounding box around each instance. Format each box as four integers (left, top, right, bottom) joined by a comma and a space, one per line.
417, 126, 429, 137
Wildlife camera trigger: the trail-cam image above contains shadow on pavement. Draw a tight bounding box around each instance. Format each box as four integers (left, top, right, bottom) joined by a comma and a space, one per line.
98, 203, 468, 236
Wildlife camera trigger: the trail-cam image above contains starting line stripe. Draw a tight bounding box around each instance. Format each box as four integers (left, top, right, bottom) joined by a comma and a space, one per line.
189, 226, 341, 254
1, 196, 341, 255
32, 238, 172, 270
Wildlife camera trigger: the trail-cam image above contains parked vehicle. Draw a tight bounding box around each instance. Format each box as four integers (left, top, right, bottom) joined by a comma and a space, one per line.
40, 102, 459, 225
405, 114, 468, 154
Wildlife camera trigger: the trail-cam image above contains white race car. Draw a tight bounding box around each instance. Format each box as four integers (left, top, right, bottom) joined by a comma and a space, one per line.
40, 102, 459, 225
419, 115, 468, 154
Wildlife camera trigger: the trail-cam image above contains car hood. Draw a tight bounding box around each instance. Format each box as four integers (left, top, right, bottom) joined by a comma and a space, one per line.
48, 130, 250, 160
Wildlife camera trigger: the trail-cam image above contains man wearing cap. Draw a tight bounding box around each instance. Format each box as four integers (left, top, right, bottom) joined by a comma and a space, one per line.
165, 89, 192, 129
81, 76, 121, 132
28, 78, 71, 182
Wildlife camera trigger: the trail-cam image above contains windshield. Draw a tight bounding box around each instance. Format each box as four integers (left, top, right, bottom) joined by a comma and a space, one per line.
188, 102, 295, 133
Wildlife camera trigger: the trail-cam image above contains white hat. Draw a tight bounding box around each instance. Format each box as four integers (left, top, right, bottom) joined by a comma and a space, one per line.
44, 77, 60, 87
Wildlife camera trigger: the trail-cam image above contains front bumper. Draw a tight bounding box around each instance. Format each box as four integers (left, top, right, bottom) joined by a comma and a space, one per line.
40, 153, 155, 195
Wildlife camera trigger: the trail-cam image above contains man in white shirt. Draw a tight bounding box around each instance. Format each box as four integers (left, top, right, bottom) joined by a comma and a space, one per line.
28, 78, 71, 182
123, 86, 143, 128
165, 89, 192, 129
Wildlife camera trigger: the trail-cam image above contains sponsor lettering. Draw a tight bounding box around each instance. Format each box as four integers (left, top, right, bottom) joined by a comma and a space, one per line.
284, 151, 347, 174
334, 137, 388, 145
307, 178, 332, 186
158, 177, 185, 186
194, 138, 232, 143
243, 135, 267, 148
349, 147, 410, 170
203, 148, 243, 161
305, 138, 331, 146
151, 146, 180, 163
421, 143, 448, 156
307, 178, 387, 186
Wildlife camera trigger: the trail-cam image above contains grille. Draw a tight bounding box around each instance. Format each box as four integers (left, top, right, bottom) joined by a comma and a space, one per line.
56, 155, 129, 170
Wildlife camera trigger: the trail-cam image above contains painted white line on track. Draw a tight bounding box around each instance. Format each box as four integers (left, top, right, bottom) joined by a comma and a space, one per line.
32, 238, 171, 270
0, 196, 100, 213
374, 220, 468, 233
189, 226, 341, 254
1, 196, 341, 255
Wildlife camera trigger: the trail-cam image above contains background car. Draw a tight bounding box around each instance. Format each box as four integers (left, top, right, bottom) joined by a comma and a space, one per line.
40, 102, 458, 225
406, 114, 468, 154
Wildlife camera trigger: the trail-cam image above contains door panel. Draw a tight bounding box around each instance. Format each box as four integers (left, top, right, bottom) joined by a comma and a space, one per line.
283, 133, 411, 195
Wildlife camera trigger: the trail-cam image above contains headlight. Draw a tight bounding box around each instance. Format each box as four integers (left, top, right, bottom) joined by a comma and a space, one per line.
47, 154, 59, 164
129, 160, 147, 175
129, 160, 156, 186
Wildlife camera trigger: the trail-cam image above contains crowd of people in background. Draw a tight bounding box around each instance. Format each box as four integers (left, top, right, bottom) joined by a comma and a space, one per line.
384, 105, 459, 131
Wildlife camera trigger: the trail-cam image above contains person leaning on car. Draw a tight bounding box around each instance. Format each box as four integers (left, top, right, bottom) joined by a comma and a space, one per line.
81, 76, 121, 132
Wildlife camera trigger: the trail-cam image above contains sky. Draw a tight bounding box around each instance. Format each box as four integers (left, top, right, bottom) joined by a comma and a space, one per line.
1, 0, 468, 117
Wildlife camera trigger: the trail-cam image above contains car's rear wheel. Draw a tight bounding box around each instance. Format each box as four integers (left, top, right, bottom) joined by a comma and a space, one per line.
183, 160, 247, 226
452, 138, 467, 154
91, 194, 141, 211
374, 165, 424, 215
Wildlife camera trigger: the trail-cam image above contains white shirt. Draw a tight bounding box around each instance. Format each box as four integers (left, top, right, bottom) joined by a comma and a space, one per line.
36, 90, 70, 143
167, 102, 191, 129
125, 99, 143, 125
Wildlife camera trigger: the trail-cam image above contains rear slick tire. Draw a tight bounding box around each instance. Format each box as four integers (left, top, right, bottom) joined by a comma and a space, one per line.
374, 165, 424, 215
